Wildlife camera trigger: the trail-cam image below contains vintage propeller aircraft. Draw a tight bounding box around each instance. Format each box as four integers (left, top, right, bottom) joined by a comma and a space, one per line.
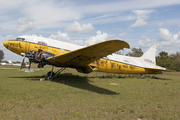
3, 35, 168, 80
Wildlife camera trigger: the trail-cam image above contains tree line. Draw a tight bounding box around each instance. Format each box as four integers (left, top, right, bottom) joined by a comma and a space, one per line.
156, 51, 180, 71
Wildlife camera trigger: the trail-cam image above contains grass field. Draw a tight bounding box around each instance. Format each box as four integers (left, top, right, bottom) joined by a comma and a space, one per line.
0, 64, 180, 120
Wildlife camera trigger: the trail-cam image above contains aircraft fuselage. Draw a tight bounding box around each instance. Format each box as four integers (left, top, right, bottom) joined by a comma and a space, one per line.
3, 36, 165, 74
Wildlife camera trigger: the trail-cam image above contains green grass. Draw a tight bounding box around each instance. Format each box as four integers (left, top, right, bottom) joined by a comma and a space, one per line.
0, 64, 180, 120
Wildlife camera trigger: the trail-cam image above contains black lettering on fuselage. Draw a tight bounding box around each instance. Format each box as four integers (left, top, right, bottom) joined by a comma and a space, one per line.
144, 59, 155, 64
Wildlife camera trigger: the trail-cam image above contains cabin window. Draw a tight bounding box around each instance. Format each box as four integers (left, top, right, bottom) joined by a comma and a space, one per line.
16, 37, 25, 41
38, 41, 47, 45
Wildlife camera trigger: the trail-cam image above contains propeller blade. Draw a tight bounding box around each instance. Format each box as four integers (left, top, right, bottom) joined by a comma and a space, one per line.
20, 42, 27, 70
20, 57, 25, 70
29, 59, 31, 70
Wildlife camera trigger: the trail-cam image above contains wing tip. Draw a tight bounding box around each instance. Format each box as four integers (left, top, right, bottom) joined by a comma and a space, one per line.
117, 40, 130, 49
106, 39, 130, 49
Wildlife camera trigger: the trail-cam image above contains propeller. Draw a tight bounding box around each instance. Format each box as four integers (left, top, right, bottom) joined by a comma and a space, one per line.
28, 58, 31, 70
20, 42, 27, 70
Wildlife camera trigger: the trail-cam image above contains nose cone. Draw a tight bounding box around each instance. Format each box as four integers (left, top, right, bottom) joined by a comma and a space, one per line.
3, 41, 9, 49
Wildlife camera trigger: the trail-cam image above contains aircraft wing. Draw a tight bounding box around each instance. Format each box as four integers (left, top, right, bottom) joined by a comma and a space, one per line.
47, 40, 129, 67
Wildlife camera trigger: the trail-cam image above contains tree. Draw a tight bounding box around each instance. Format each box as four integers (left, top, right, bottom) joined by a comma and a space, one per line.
125, 48, 143, 57
176, 52, 180, 64
156, 51, 180, 71
156, 51, 170, 68
0, 49, 4, 62
158, 51, 168, 59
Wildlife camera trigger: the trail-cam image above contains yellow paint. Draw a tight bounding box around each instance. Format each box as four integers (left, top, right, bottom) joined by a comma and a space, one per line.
6, 40, 162, 74
90, 59, 162, 74
90, 59, 145, 74
6, 40, 68, 56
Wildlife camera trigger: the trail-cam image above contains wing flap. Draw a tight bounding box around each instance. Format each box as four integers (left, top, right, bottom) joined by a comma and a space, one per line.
47, 40, 129, 67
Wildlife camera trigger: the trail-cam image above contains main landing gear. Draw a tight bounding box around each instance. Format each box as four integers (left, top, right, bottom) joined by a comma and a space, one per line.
45, 66, 66, 80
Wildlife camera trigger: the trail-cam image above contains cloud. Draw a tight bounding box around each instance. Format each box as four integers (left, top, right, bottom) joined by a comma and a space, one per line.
136, 28, 180, 54
130, 18, 147, 28
15, 18, 35, 33
131, 10, 153, 16
1, 0, 180, 30
158, 22, 164, 27
129, 10, 154, 28
79, 0, 180, 14
159, 28, 180, 46
49, 30, 119, 46
119, 32, 127, 37
25, 1, 81, 28
49, 31, 70, 41
159, 28, 173, 41
84, 31, 118, 46
65, 21, 94, 34
49, 31, 84, 45
138, 36, 156, 48
83, 31, 108, 45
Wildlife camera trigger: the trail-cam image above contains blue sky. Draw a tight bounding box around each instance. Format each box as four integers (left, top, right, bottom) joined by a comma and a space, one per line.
1, 0, 180, 62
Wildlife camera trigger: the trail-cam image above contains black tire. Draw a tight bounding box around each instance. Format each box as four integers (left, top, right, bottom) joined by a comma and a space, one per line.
45, 71, 55, 80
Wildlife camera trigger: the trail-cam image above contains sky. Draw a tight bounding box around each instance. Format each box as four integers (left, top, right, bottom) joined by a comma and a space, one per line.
1, 0, 180, 62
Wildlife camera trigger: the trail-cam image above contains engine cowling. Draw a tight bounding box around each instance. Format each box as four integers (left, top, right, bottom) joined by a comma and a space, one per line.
26, 49, 55, 68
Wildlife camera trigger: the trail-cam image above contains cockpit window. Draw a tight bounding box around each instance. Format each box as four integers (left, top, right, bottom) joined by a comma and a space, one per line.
16, 37, 25, 41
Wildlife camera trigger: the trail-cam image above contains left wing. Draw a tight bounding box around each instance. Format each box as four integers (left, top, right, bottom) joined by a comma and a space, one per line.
47, 40, 129, 67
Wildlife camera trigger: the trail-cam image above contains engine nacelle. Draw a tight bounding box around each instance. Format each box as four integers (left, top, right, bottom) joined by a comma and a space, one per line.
26, 49, 55, 68
76, 65, 93, 74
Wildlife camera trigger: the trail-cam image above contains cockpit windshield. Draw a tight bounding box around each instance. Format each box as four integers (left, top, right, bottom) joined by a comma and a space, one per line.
16, 37, 25, 41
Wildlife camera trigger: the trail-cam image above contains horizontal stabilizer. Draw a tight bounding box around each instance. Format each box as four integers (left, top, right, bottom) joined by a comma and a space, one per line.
145, 67, 166, 71
145, 67, 175, 73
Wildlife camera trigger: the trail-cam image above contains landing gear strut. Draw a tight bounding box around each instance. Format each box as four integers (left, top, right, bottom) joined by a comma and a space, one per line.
45, 66, 66, 80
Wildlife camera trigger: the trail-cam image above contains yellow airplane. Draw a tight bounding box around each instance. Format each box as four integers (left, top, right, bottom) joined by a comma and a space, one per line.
3, 35, 168, 80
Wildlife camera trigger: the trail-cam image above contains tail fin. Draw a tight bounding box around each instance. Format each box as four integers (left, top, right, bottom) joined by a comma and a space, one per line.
141, 44, 159, 65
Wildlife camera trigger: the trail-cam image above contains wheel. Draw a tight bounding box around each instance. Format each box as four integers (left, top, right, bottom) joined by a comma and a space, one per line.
45, 71, 55, 80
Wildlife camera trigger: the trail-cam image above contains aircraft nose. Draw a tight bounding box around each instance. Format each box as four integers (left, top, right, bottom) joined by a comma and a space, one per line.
3, 41, 9, 49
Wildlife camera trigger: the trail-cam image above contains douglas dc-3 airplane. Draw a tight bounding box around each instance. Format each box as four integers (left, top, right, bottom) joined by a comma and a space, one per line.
3, 36, 168, 80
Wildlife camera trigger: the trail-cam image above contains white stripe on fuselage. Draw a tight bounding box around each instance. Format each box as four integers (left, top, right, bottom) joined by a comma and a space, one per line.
19, 35, 83, 51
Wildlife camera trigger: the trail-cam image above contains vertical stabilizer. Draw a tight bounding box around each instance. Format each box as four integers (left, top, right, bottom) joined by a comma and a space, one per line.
141, 44, 159, 65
